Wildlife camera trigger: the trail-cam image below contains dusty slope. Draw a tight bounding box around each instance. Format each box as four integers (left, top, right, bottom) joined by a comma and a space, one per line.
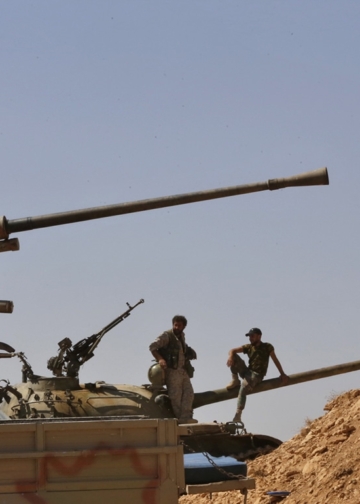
180, 389, 360, 504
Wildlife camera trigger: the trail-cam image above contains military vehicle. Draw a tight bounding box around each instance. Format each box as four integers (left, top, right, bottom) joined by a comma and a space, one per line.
0, 167, 337, 459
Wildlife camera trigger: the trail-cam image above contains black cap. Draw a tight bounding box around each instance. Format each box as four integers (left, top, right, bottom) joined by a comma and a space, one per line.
246, 327, 262, 336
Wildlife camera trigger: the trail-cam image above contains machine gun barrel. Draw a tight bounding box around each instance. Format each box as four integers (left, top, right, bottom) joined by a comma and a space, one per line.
92, 298, 145, 341
46, 299, 144, 378
0, 167, 329, 239
70, 298, 145, 366
193, 358, 360, 409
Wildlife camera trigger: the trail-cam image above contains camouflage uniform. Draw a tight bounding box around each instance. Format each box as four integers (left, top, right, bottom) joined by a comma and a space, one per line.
230, 342, 274, 410
149, 330, 194, 420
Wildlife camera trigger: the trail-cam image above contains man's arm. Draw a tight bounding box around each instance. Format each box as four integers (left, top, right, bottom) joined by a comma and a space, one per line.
151, 349, 167, 369
269, 350, 289, 384
149, 333, 169, 369
226, 346, 244, 367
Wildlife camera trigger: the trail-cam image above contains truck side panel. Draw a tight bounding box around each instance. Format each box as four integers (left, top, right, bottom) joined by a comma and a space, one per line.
0, 418, 184, 504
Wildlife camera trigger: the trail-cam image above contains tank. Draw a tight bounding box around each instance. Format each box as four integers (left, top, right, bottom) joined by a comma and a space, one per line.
2, 334, 360, 458
0, 167, 330, 459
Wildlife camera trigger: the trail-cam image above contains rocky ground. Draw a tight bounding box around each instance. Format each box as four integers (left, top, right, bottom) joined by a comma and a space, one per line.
180, 389, 360, 504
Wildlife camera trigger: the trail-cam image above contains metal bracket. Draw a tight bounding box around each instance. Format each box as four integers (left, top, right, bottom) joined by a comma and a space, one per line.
0, 217, 8, 239
0, 238, 20, 253
0, 302, 14, 314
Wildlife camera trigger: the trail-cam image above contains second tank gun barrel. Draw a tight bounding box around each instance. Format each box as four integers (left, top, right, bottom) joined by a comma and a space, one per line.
193, 358, 360, 409
0, 167, 329, 238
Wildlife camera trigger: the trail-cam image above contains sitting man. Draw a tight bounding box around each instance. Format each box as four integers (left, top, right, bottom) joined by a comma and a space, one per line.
149, 315, 197, 424
226, 327, 288, 423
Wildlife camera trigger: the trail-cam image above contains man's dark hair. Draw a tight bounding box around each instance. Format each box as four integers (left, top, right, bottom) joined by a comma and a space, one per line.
172, 315, 187, 327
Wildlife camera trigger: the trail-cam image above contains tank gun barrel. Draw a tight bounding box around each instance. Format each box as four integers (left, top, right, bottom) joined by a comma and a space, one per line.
193, 358, 360, 409
0, 167, 329, 239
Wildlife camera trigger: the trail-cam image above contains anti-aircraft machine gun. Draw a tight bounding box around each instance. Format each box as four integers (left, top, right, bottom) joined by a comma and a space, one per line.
0, 167, 336, 458
46, 299, 145, 379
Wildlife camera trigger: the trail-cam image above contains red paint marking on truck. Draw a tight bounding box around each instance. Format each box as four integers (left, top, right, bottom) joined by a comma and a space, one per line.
15, 443, 162, 504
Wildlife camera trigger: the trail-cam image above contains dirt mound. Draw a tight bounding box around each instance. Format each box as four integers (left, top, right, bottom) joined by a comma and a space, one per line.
180, 389, 360, 504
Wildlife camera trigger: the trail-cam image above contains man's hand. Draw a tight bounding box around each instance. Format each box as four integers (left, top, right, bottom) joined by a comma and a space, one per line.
227, 347, 243, 367
151, 349, 167, 369
226, 356, 234, 367
158, 358, 167, 369
279, 373, 289, 385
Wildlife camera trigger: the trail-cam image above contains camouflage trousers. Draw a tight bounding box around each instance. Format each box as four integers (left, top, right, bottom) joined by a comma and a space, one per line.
230, 354, 263, 410
165, 367, 194, 420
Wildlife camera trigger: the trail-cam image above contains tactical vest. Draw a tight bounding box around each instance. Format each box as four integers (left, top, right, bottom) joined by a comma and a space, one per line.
158, 331, 195, 378
158, 330, 184, 370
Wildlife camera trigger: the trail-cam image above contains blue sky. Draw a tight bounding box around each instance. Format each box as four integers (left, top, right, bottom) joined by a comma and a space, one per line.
1, 1, 360, 441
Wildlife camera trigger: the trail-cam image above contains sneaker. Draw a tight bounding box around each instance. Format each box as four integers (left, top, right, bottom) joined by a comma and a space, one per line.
233, 410, 242, 422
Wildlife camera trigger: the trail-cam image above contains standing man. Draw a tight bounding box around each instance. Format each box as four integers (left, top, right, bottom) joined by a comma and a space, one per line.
149, 315, 197, 424
226, 327, 288, 423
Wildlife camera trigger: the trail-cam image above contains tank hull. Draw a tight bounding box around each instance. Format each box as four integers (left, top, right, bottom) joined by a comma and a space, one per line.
0, 377, 282, 462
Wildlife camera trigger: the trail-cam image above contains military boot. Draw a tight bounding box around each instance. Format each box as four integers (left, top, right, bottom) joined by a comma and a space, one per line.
226, 373, 240, 390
